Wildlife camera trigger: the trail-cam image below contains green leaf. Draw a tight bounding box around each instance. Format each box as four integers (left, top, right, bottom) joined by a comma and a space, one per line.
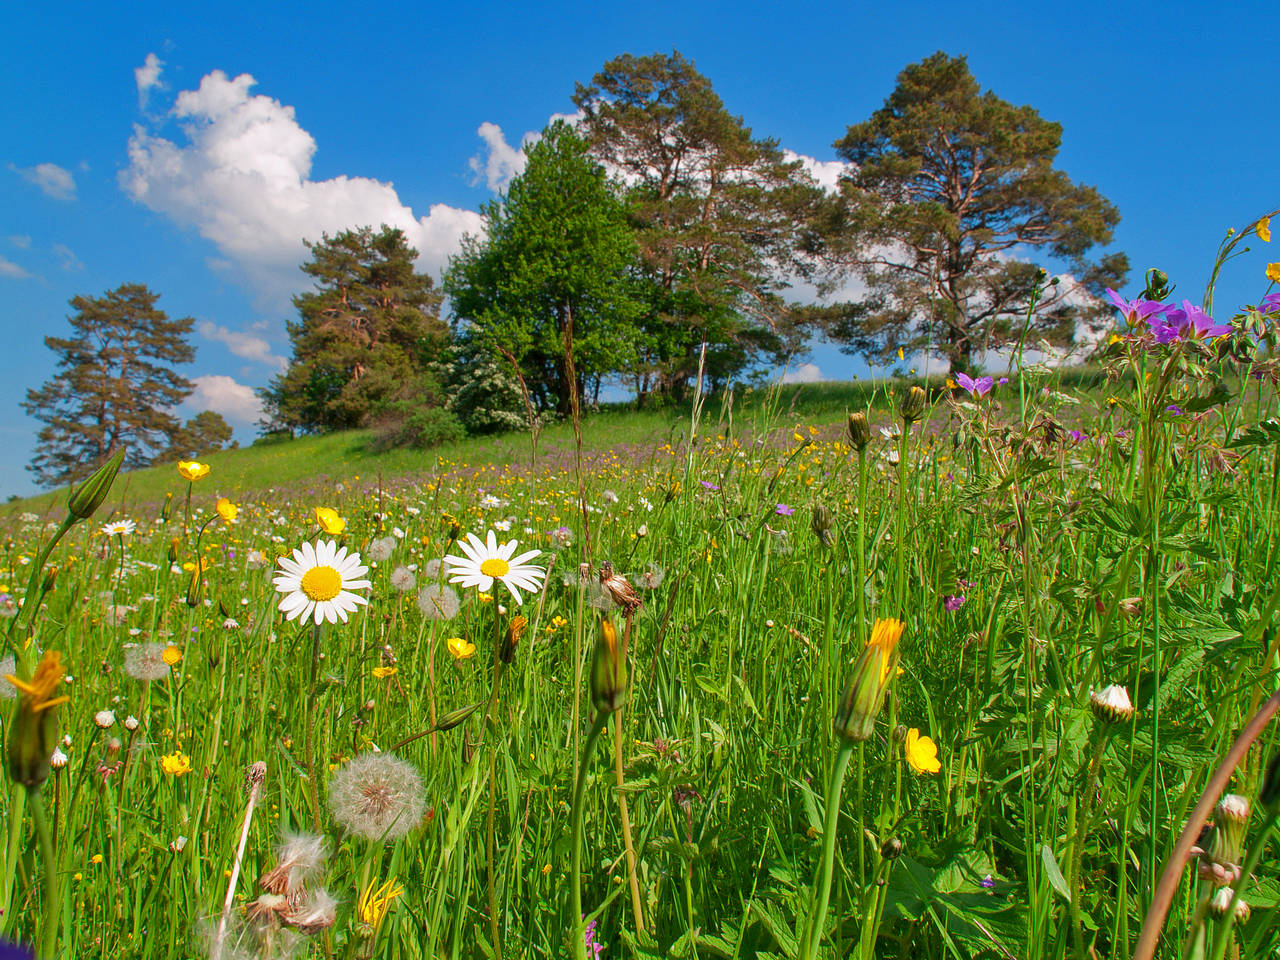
1040, 844, 1072, 902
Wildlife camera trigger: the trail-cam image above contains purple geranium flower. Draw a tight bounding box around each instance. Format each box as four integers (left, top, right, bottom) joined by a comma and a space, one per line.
1068, 429, 1086, 443
998, 377, 1009, 385
1165, 404, 1184, 416
700, 480, 720, 491
775, 503, 794, 516
944, 594, 966, 612
1106, 288, 1171, 330
1164, 300, 1231, 341
955, 372, 994, 398
979, 874, 995, 889
1259, 292, 1280, 315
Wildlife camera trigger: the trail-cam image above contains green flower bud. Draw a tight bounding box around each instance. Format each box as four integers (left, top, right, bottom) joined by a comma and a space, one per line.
846, 412, 871, 450
590, 618, 627, 715
835, 618, 904, 742
1209, 794, 1251, 869
435, 702, 482, 733
811, 504, 837, 549
5, 651, 69, 789
67, 448, 125, 521
899, 385, 927, 424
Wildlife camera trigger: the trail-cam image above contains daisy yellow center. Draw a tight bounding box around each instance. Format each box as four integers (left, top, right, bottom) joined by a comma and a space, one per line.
301, 565, 343, 602
480, 558, 510, 578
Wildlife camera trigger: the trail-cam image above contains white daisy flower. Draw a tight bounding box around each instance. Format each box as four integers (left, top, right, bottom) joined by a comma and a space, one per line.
100, 519, 136, 537
273, 540, 372, 625
444, 530, 546, 605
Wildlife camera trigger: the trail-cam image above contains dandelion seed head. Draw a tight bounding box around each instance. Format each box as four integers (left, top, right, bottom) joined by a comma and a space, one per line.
368, 537, 396, 562
328, 752, 425, 841
416, 583, 460, 621
123, 643, 171, 682
389, 566, 416, 593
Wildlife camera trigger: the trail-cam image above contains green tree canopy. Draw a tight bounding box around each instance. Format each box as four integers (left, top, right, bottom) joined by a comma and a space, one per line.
261, 225, 451, 433
23, 283, 195, 487
445, 120, 643, 418
160, 410, 235, 461
573, 50, 827, 402
823, 51, 1127, 370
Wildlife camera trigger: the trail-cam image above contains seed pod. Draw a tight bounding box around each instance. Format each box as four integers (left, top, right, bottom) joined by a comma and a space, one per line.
810, 504, 836, 549
599, 561, 642, 615
67, 448, 126, 521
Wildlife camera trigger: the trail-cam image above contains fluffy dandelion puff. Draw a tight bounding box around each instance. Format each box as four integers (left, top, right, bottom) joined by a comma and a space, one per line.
259, 832, 329, 894
328, 752, 426, 841
124, 643, 172, 682
389, 566, 416, 593
416, 583, 460, 621
422, 558, 444, 580
273, 540, 371, 625
368, 537, 396, 562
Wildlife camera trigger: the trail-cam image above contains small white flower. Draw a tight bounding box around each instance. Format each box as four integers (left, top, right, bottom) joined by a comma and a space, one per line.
169, 835, 188, 853
124, 716, 139, 731
50, 748, 68, 769
94, 710, 116, 729
99, 519, 137, 537
1089, 684, 1134, 723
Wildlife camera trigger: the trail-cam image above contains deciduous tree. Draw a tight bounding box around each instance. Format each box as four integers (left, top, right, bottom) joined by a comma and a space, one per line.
23, 283, 195, 486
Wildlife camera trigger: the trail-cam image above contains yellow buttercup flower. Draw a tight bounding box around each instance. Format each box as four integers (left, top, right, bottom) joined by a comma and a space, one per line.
176, 461, 210, 482
1258, 217, 1272, 243
357, 876, 404, 930
314, 506, 346, 535
446, 636, 476, 660
1267, 262, 1280, 284
160, 751, 191, 777
904, 728, 942, 774
162, 645, 182, 666
371, 666, 398, 679
215, 497, 238, 522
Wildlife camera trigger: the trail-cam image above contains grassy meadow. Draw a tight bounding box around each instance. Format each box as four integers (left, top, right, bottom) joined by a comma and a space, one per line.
3, 335, 1280, 960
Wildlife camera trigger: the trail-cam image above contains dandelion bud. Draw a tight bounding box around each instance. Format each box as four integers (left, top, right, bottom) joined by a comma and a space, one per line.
160, 492, 174, 523
1260, 751, 1280, 814
41, 567, 57, 594
67, 448, 126, 521
168, 538, 180, 565
810, 504, 837, 549
124, 715, 139, 732
899, 385, 927, 424
599, 562, 642, 615
835, 618, 904, 742
185, 565, 203, 607
106, 737, 121, 756
1209, 887, 1250, 922
435, 702, 482, 733
892, 724, 908, 743
1089, 685, 1134, 724
169, 835, 187, 853
501, 616, 528, 664
847, 412, 871, 450
5, 650, 70, 788
881, 837, 903, 860
590, 618, 627, 715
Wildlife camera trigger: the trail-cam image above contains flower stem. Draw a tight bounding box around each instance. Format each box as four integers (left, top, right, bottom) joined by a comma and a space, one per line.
1206, 811, 1280, 960
28, 787, 58, 959
571, 713, 608, 960
804, 738, 854, 960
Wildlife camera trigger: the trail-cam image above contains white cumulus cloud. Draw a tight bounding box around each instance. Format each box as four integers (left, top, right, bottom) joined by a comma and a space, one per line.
781, 362, 823, 384
783, 150, 848, 194
467, 111, 584, 193
186, 374, 263, 426
121, 69, 486, 310
0, 256, 32, 279
11, 162, 76, 200
135, 52, 164, 109
52, 243, 83, 271
198, 319, 287, 370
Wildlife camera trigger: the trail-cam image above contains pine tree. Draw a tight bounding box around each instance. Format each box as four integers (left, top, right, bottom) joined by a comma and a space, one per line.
824, 52, 1128, 370
23, 283, 195, 487
573, 51, 826, 402
159, 410, 235, 460
261, 225, 452, 434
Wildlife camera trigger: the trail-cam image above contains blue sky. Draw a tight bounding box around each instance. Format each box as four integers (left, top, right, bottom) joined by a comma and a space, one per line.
2, 0, 1277, 497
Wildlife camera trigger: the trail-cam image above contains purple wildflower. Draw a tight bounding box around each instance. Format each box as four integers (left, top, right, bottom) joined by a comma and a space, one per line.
1105, 288, 1171, 330
998, 377, 1009, 385
955, 372, 994, 398
583, 918, 604, 958
1164, 300, 1231, 341
1068, 429, 1086, 443
700, 481, 720, 491
944, 595, 966, 612
1259, 292, 1280, 315
775, 503, 794, 516
979, 874, 995, 889
1165, 404, 1184, 416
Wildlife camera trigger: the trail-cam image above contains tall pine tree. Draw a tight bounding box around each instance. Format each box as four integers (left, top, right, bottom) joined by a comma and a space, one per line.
261, 225, 452, 434
23, 283, 195, 487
